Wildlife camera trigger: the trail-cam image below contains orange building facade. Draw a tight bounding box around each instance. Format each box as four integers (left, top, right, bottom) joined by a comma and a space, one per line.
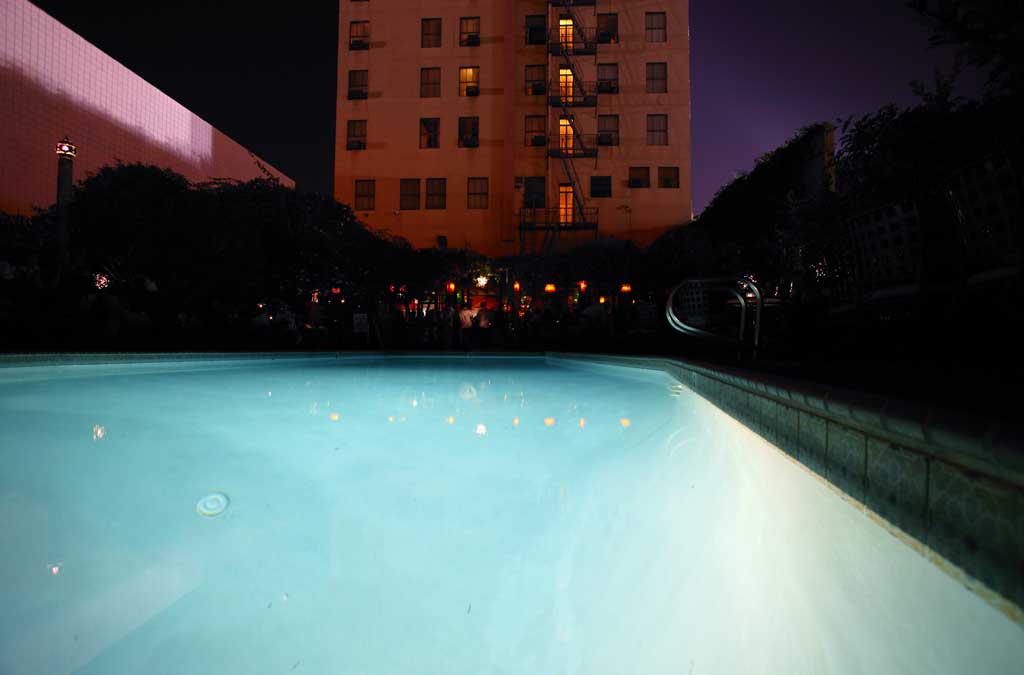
334, 0, 692, 256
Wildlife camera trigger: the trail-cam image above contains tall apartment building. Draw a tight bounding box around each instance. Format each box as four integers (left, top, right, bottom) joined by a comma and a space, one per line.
334, 0, 691, 256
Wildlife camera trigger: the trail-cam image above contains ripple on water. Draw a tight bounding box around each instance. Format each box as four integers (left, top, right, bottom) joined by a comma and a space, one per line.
196, 492, 229, 517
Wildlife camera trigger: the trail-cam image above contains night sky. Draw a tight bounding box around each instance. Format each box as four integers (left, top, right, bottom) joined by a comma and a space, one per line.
29, 1, 974, 212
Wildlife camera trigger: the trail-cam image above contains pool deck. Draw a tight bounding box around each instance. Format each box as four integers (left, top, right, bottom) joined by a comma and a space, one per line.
2, 350, 1021, 624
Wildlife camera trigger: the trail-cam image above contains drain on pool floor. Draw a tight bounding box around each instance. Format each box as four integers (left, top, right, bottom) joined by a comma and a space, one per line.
196, 492, 229, 517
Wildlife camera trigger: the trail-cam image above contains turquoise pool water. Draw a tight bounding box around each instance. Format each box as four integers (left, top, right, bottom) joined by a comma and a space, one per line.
0, 356, 1020, 674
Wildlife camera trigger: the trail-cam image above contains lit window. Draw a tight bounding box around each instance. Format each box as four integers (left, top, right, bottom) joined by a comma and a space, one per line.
629, 167, 651, 188
400, 179, 420, 210
646, 62, 668, 93
347, 70, 368, 99
467, 177, 488, 209
458, 117, 479, 147
349, 21, 370, 50
459, 17, 481, 46
558, 184, 575, 225
659, 167, 680, 188
459, 66, 480, 96
646, 12, 667, 42
420, 67, 440, 98
346, 119, 367, 150
558, 117, 574, 154
420, 118, 440, 149
421, 18, 441, 48
647, 114, 668, 145
524, 115, 546, 146
354, 179, 375, 210
426, 178, 447, 209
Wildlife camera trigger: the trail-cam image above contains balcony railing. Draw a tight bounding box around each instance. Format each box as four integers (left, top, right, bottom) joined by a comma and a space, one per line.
548, 81, 597, 107
547, 135, 599, 158
548, 28, 598, 56
519, 207, 599, 231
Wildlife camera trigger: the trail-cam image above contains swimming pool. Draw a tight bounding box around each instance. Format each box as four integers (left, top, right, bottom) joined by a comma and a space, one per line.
0, 355, 1020, 674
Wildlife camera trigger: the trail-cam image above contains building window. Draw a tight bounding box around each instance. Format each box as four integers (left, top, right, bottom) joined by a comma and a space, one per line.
355, 179, 375, 210
597, 115, 619, 146
591, 176, 612, 198
460, 17, 481, 46
422, 18, 441, 48
467, 177, 488, 209
525, 15, 546, 45
646, 12, 667, 42
400, 179, 420, 210
525, 115, 546, 146
426, 178, 446, 209
346, 120, 367, 150
349, 21, 370, 50
347, 70, 368, 99
420, 118, 440, 149
459, 117, 479, 147
629, 167, 650, 188
523, 176, 546, 208
525, 64, 546, 95
459, 66, 480, 96
558, 185, 575, 225
659, 167, 680, 188
647, 114, 668, 145
596, 14, 618, 43
420, 67, 440, 98
646, 62, 668, 93
597, 63, 619, 93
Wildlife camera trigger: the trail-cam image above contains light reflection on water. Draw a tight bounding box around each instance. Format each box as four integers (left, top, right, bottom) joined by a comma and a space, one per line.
0, 357, 1020, 674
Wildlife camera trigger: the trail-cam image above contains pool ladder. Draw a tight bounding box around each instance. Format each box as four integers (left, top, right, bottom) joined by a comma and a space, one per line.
665, 276, 763, 352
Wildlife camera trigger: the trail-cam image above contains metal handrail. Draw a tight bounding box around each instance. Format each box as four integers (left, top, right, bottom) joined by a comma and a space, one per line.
666, 276, 763, 348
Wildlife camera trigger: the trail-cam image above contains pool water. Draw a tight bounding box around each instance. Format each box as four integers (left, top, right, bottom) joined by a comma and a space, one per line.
0, 356, 1020, 674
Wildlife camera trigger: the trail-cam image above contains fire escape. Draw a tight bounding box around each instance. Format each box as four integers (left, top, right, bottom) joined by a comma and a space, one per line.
519, 0, 600, 254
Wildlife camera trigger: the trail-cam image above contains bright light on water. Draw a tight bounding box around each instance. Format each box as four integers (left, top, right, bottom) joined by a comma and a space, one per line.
0, 356, 1020, 674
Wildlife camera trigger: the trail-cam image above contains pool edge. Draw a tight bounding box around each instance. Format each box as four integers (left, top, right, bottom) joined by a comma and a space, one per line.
546, 351, 1024, 626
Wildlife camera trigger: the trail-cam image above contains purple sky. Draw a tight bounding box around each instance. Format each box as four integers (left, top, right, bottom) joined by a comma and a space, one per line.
27, 1, 976, 207
690, 0, 972, 211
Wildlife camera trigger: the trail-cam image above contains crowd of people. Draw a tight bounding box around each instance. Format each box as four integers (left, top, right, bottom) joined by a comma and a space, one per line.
326, 295, 662, 352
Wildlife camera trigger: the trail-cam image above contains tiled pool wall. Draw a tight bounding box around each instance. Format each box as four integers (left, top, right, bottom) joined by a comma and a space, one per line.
2, 351, 1020, 622
548, 353, 1024, 624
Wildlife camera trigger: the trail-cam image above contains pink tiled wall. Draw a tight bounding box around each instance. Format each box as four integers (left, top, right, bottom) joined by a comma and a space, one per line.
0, 0, 293, 216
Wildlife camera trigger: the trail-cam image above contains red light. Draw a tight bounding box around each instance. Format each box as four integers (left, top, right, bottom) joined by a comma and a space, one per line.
578, 280, 588, 292
446, 282, 456, 293
620, 283, 633, 293
544, 284, 557, 293
389, 284, 396, 293
330, 287, 342, 295
513, 281, 521, 293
